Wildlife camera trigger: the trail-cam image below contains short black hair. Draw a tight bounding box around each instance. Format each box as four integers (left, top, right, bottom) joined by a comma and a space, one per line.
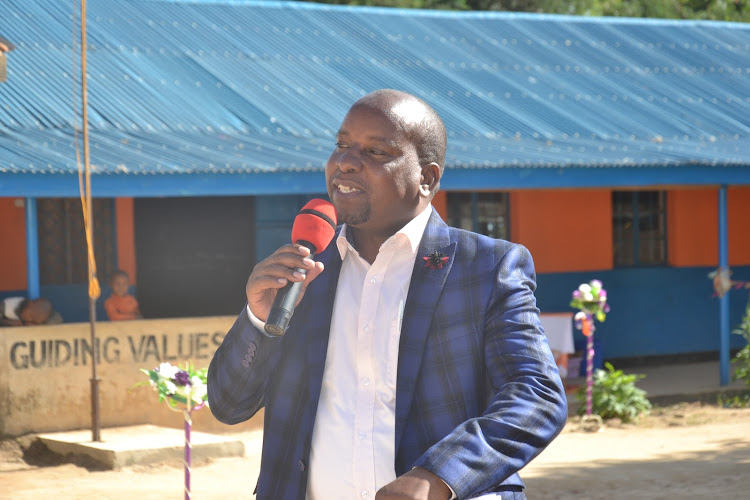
412, 107, 447, 170
357, 89, 447, 169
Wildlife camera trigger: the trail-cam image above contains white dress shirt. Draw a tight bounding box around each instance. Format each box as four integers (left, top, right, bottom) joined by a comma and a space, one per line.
305, 205, 432, 500
247, 206, 433, 498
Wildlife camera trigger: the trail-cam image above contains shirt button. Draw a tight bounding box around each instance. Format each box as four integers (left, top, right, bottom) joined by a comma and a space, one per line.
361, 378, 370, 386
358, 432, 367, 440
362, 325, 369, 333
369, 277, 377, 284
361, 491, 369, 498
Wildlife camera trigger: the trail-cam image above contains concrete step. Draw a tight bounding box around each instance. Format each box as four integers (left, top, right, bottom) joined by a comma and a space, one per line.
37, 424, 245, 470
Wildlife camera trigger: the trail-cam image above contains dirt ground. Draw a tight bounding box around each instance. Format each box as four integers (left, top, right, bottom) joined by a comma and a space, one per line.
2, 401, 749, 500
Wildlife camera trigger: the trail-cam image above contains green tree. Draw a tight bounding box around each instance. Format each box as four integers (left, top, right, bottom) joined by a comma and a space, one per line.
297, 0, 471, 9
303, 0, 749, 21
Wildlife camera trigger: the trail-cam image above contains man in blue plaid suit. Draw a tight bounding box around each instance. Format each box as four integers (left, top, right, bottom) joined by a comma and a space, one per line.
208, 89, 567, 499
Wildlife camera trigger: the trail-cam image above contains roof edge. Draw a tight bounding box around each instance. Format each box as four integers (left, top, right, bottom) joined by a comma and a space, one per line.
2, 165, 749, 198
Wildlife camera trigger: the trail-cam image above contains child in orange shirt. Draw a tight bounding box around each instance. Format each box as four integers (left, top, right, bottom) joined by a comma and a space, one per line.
105, 270, 142, 321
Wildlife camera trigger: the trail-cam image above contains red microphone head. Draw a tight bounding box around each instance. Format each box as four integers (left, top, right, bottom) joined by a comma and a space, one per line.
291, 199, 338, 253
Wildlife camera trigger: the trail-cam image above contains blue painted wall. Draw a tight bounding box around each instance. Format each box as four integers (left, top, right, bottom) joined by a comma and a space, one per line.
536, 266, 750, 359
5, 190, 749, 364
4, 263, 749, 361
251, 191, 750, 361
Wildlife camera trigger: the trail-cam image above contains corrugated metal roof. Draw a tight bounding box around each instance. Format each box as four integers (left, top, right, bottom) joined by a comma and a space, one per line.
1, 0, 749, 193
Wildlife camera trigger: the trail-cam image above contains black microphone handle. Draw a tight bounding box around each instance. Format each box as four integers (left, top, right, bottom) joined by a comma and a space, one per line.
264, 243, 317, 336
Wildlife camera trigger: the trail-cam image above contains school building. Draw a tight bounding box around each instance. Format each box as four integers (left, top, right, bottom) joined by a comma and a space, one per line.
2, 0, 750, 368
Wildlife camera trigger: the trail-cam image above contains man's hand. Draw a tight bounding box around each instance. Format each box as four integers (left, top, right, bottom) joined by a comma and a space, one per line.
375, 468, 452, 500
245, 244, 325, 322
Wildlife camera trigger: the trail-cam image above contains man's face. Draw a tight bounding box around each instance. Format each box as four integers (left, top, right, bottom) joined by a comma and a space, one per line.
325, 102, 423, 237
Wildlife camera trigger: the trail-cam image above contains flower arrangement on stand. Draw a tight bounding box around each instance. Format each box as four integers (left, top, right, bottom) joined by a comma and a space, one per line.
570, 279, 610, 430
137, 362, 208, 500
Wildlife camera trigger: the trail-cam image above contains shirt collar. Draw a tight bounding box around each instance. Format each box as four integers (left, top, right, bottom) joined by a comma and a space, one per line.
336, 204, 432, 260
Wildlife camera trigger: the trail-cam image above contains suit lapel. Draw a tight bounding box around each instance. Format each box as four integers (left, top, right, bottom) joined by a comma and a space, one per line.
394, 210, 456, 451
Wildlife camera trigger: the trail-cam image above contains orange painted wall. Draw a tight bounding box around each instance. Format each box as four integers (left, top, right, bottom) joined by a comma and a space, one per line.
729, 187, 750, 266
115, 198, 137, 284
667, 189, 718, 267
0, 198, 28, 291
1, 189, 747, 298
432, 191, 447, 221
668, 187, 750, 267
510, 190, 613, 273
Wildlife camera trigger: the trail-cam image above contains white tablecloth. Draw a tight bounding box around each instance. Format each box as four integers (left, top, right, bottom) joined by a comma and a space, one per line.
540, 313, 575, 354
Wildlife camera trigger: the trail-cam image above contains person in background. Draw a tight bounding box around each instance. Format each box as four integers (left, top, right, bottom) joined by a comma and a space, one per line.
104, 270, 142, 321
208, 89, 567, 499
1, 297, 63, 326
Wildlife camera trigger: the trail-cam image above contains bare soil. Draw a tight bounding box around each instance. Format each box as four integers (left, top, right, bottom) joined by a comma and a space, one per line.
2, 401, 749, 499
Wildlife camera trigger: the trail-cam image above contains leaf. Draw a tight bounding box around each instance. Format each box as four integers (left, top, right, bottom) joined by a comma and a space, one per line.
576, 362, 652, 422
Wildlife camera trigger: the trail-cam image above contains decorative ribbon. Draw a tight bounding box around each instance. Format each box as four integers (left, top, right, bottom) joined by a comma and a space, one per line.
709, 267, 750, 298
184, 406, 192, 500
582, 314, 595, 416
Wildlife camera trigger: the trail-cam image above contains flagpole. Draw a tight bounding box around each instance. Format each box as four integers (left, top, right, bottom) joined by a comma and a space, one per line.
78, 0, 101, 442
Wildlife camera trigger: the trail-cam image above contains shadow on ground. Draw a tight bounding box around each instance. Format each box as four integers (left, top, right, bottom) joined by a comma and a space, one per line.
1, 435, 108, 472
525, 438, 750, 499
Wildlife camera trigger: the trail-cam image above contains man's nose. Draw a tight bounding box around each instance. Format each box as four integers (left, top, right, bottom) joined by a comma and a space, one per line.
337, 148, 363, 172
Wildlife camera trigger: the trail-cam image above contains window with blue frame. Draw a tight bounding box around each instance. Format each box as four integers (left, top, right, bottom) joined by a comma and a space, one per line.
447, 192, 509, 240
37, 198, 115, 285
612, 191, 667, 267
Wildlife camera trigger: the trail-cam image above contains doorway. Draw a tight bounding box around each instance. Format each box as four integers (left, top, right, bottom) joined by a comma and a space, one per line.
134, 196, 255, 318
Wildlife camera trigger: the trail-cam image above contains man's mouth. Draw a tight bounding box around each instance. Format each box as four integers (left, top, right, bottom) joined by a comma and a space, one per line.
336, 183, 362, 194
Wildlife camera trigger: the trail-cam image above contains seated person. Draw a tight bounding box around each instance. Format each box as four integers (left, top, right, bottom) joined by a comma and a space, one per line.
1, 297, 63, 326
104, 270, 142, 321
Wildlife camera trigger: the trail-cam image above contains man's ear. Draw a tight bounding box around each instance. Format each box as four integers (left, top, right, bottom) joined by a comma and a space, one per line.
419, 162, 441, 198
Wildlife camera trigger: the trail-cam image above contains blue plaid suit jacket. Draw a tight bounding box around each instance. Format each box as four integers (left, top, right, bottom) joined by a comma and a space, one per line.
208, 210, 567, 499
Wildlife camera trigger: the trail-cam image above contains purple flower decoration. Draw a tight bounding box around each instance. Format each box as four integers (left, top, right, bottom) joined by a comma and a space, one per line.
174, 370, 191, 386
570, 279, 610, 323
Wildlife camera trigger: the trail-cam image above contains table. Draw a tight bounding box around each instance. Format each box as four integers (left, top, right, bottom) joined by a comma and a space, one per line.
540, 312, 575, 378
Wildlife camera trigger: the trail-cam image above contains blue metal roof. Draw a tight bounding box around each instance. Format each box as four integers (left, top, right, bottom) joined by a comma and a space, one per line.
1, 0, 750, 196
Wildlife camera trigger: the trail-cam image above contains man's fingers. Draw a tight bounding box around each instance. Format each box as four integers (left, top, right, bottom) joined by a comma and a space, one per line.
296, 262, 325, 304
251, 257, 315, 283
248, 274, 291, 290
247, 259, 321, 303
271, 243, 312, 260
245, 244, 320, 321
302, 262, 325, 285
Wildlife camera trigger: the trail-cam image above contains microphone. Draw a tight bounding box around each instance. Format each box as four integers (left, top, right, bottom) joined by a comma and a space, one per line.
264, 199, 337, 336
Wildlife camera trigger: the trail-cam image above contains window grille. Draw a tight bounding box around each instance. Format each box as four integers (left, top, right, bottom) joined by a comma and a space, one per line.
613, 191, 667, 267
37, 198, 115, 285
447, 192, 510, 240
